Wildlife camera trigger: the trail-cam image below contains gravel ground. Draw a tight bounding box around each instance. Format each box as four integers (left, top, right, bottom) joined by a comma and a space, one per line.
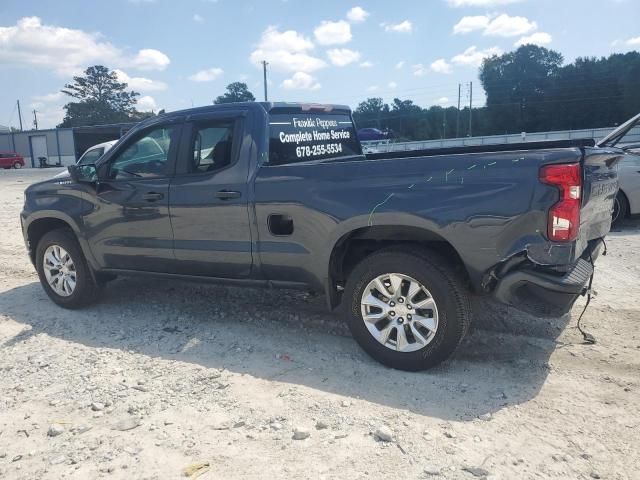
0, 168, 639, 480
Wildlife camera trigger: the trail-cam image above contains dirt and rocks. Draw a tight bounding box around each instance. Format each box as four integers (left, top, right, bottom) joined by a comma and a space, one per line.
0, 168, 638, 479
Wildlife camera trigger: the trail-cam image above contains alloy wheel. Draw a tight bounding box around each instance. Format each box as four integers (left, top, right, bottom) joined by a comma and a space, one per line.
43, 245, 77, 297
360, 273, 439, 352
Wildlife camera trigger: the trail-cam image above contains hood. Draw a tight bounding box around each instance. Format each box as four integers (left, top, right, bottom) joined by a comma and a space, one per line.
53, 168, 70, 179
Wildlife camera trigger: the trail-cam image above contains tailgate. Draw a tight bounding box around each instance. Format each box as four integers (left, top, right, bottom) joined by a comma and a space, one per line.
577, 147, 622, 250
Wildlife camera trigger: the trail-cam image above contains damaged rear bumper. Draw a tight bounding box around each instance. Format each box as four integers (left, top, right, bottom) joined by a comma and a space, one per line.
493, 240, 602, 317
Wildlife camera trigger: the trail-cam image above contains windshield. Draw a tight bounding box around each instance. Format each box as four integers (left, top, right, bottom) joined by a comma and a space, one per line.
268, 112, 362, 165
77, 147, 105, 166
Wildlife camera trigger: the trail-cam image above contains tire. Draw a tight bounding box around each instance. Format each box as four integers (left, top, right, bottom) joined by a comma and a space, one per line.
343, 248, 471, 371
13, 162, 23, 169
35, 229, 100, 309
612, 190, 629, 226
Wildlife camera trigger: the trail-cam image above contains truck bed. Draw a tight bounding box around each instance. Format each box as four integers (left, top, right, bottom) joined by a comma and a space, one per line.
365, 138, 597, 161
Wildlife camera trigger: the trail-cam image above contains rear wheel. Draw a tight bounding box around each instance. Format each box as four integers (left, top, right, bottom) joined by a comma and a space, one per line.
13, 162, 22, 169
343, 248, 471, 371
612, 191, 629, 226
36, 229, 100, 309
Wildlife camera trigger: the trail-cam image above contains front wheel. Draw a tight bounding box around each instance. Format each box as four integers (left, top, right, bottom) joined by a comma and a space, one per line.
35, 229, 100, 309
13, 162, 23, 169
343, 248, 471, 371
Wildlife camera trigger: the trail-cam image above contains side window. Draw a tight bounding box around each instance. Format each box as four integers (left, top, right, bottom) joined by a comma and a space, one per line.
109, 126, 175, 179
189, 121, 234, 174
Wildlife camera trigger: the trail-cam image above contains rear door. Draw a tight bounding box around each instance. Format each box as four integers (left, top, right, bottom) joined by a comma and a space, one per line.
168, 111, 253, 277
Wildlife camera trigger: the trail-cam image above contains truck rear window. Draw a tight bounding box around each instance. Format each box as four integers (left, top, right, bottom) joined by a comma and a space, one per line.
268, 113, 361, 165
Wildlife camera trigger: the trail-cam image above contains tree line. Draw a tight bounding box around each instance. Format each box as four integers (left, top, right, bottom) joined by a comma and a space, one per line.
58, 45, 640, 140
354, 46, 640, 141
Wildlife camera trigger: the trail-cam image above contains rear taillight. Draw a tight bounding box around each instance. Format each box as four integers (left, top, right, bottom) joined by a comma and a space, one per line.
539, 163, 582, 242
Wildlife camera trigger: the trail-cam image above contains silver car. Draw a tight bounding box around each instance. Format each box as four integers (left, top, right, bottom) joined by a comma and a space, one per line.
613, 143, 640, 225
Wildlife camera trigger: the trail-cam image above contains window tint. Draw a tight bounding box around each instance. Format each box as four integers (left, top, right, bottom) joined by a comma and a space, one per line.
189, 121, 234, 173
78, 148, 104, 166
268, 113, 361, 165
109, 126, 174, 179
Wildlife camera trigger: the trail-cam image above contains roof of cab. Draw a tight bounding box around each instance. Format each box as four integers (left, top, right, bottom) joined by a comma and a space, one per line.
162, 102, 352, 119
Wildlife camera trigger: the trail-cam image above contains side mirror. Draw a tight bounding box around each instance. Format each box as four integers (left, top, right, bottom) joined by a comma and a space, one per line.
68, 164, 98, 183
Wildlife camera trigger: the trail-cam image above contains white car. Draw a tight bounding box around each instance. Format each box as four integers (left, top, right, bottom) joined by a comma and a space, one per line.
54, 140, 118, 178
614, 144, 640, 224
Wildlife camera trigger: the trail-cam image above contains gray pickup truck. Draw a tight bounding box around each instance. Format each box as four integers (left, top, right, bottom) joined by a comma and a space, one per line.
21, 103, 632, 370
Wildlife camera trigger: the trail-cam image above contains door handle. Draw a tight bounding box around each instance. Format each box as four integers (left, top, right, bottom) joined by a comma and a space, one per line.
215, 190, 242, 200
142, 192, 164, 202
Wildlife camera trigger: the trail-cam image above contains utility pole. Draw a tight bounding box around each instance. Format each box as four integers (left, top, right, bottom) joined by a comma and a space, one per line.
262, 60, 269, 102
468, 81, 473, 137
456, 83, 461, 138
442, 108, 447, 139
17, 100, 23, 131
32, 109, 38, 130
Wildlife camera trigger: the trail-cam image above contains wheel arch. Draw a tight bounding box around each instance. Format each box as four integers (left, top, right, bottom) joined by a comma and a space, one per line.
325, 223, 472, 309
25, 212, 87, 266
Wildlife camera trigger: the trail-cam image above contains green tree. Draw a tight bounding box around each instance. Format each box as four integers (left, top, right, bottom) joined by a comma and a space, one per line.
59, 66, 141, 127
214, 82, 256, 104
353, 98, 390, 129
480, 45, 563, 133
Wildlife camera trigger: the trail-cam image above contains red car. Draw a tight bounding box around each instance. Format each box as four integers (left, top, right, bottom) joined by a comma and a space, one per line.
0, 152, 25, 169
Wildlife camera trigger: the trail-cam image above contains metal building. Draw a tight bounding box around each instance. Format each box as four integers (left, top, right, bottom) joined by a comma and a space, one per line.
0, 123, 135, 168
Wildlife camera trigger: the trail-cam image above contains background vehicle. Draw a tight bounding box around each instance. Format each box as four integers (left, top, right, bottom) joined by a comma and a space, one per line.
0, 151, 24, 169
21, 103, 629, 371
357, 127, 393, 141
77, 140, 117, 166
53, 140, 117, 178
612, 143, 640, 224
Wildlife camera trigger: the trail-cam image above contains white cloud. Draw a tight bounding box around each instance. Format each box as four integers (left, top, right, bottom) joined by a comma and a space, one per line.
359, 60, 374, 68
453, 15, 490, 34
0, 17, 171, 75
250, 26, 326, 73
366, 85, 380, 92
484, 14, 537, 37
436, 97, 449, 105
32, 92, 64, 104
327, 48, 361, 66
447, 0, 522, 6
346, 6, 369, 23
626, 36, 640, 46
281, 72, 321, 90
395, 61, 405, 69
114, 69, 167, 91
412, 64, 429, 76
137, 95, 157, 111
193, 14, 204, 23
382, 20, 413, 33
453, 14, 537, 37
451, 46, 502, 67
314, 20, 352, 45
431, 58, 453, 74
515, 31, 552, 46
388, 81, 398, 89
129, 49, 170, 71
188, 67, 224, 82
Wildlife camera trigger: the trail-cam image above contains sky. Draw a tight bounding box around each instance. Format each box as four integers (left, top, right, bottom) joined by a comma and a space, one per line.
1, 0, 639, 129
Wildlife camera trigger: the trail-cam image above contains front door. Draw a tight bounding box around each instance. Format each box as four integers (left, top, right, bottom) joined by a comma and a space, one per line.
83, 122, 181, 272
168, 113, 253, 277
